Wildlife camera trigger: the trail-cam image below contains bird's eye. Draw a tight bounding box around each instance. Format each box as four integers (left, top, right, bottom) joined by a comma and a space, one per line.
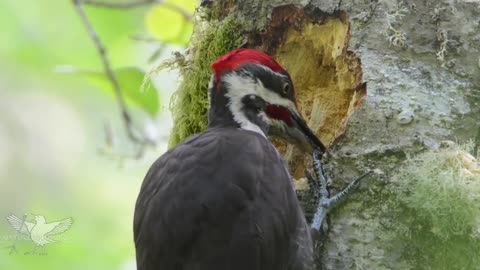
282, 83, 290, 95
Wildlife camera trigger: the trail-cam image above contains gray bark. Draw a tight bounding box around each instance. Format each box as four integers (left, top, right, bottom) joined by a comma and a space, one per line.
188, 0, 480, 269
309, 1, 479, 269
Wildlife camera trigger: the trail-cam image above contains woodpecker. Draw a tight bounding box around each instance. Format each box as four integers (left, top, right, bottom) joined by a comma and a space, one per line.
134, 49, 365, 270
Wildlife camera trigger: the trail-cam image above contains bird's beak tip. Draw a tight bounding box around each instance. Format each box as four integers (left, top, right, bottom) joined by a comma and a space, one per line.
289, 109, 327, 154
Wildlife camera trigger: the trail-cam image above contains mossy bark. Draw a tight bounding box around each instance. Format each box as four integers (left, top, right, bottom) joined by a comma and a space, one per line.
168, 0, 480, 269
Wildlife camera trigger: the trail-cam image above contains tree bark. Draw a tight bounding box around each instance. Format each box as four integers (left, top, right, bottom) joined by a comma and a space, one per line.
170, 0, 480, 269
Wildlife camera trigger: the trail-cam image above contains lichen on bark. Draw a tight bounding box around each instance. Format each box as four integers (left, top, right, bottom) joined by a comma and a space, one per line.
387, 142, 480, 269
342, 142, 480, 270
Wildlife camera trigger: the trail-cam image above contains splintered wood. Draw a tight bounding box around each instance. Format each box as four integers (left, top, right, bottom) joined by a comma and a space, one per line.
249, 5, 367, 181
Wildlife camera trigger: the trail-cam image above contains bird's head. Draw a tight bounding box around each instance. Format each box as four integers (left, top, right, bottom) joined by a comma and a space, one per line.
34, 215, 45, 223
209, 48, 326, 153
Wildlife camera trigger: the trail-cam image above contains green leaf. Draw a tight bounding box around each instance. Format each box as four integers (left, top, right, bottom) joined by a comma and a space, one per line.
115, 67, 159, 116
145, 1, 194, 45
68, 67, 160, 116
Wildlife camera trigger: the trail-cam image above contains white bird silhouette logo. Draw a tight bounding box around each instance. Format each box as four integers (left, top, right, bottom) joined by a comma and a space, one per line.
6, 214, 73, 255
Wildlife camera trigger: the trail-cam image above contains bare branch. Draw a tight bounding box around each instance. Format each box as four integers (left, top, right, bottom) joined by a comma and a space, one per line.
83, 0, 159, 8
82, 0, 193, 21
162, 2, 193, 21
72, 0, 156, 146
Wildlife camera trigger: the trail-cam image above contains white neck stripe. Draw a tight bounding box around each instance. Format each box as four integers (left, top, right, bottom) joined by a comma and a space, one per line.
223, 74, 266, 137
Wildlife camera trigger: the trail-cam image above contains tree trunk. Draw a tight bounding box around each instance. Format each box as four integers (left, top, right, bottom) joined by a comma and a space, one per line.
168, 0, 480, 269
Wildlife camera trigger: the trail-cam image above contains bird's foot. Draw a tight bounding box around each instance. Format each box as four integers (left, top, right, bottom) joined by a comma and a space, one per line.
4, 244, 18, 255
39, 250, 48, 256
25, 246, 40, 256
306, 149, 372, 233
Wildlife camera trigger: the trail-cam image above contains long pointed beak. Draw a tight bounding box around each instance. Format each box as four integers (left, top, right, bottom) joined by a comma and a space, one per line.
289, 109, 327, 154
265, 104, 327, 154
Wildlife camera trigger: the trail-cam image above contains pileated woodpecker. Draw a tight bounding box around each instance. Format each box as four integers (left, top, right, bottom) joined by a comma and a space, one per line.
134, 49, 368, 270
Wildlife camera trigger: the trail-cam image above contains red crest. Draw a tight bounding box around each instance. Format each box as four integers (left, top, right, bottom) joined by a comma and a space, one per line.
210, 48, 285, 81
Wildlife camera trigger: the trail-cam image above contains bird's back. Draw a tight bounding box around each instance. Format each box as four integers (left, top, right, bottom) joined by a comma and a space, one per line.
134, 127, 313, 270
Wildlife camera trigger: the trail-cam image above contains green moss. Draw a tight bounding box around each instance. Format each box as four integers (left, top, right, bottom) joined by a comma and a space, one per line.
203, 0, 234, 21
389, 143, 480, 269
167, 16, 243, 147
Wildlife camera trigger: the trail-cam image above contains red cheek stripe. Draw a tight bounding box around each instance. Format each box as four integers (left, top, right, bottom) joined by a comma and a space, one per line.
265, 105, 293, 126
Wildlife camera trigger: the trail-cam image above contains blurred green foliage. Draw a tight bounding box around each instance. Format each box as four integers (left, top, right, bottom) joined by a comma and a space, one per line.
72, 67, 160, 116
145, 0, 195, 45
0, 0, 196, 270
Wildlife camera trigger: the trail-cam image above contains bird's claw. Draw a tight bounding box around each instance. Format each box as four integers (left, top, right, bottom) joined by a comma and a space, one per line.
4, 244, 18, 255
308, 149, 372, 232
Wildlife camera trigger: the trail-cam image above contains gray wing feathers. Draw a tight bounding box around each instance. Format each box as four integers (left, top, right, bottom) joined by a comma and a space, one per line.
6, 214, 33, 234
134, 128, 312, 270
46, 217, 73, 236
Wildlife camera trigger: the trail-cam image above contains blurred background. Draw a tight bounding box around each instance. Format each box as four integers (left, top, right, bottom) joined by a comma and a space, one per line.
0, 0, 197, 269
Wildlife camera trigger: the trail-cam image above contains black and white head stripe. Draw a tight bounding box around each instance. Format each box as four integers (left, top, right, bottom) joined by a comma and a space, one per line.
221, 63, 297, 136
235, 63, 294, 102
